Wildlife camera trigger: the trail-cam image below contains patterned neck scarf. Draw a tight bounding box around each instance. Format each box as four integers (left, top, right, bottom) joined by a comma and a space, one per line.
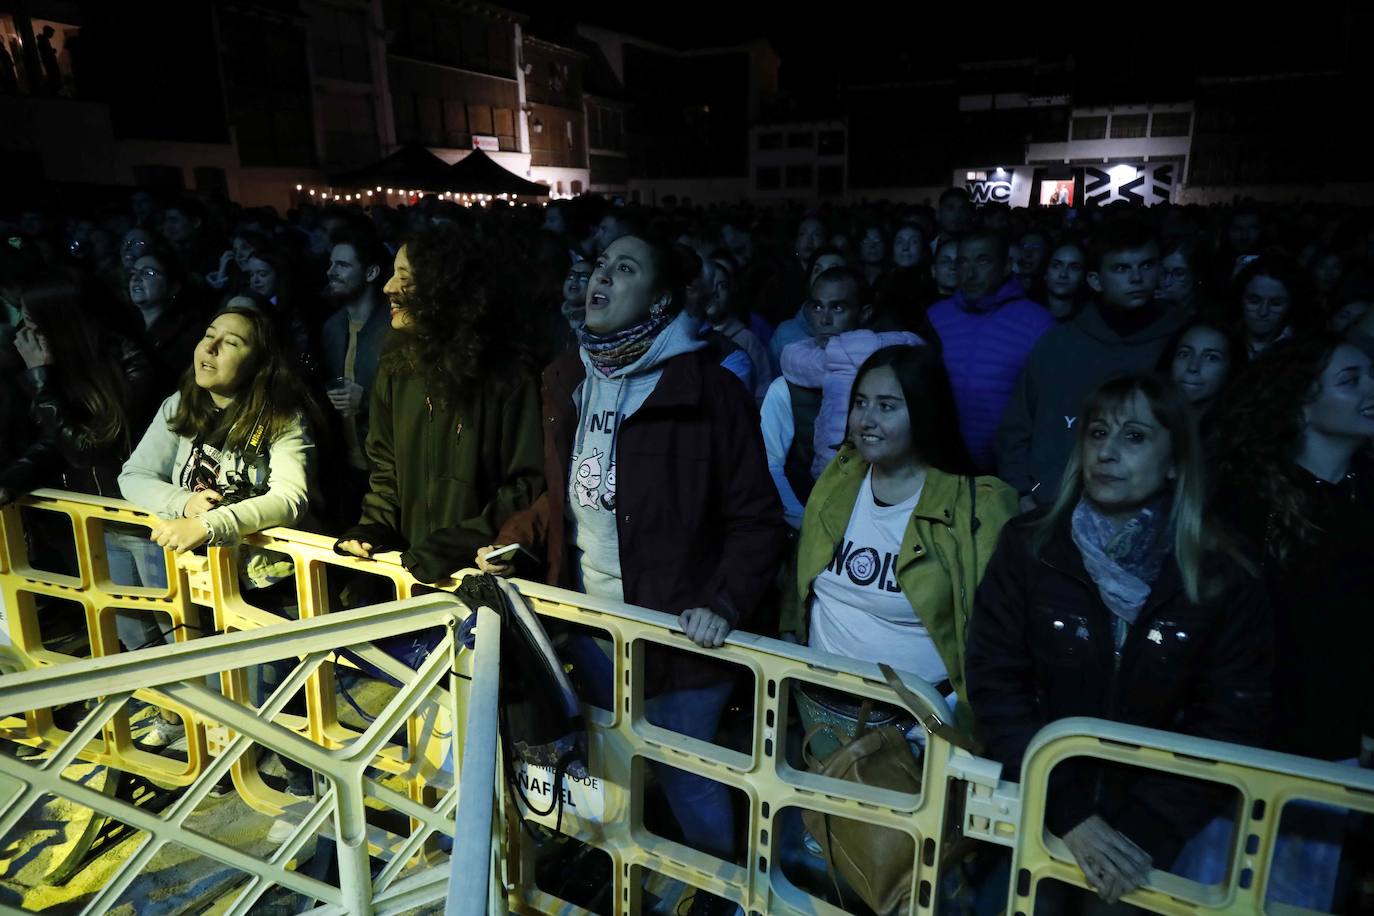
579, 313, 671, 375
1070, 493, 1172, 626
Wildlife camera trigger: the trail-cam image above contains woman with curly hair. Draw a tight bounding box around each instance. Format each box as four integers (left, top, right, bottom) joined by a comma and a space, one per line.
334, 224, 544, 584
1215, 333, 1374, 909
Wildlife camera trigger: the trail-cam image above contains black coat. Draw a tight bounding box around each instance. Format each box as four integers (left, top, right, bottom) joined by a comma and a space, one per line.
965, 512, 1273, 865
0, 334, 153, 498
497, 347, 787, 692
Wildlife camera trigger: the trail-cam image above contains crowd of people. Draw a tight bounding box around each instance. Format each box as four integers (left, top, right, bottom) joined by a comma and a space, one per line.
1, 186, 1372, 914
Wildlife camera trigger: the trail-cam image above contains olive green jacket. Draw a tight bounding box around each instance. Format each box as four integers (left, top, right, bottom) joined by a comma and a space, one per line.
782, 443, 1019, 731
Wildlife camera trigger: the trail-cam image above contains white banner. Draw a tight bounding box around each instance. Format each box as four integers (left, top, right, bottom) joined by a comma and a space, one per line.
513, 761, 605, 828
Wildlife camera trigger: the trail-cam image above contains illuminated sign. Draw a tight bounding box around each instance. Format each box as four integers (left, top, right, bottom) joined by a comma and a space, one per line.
472, 135, 499, 152
966, 178, 1012, 204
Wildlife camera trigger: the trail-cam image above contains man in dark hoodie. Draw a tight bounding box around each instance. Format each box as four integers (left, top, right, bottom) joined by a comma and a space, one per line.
995, 218, 1185, 508
927, 230, 1055, 473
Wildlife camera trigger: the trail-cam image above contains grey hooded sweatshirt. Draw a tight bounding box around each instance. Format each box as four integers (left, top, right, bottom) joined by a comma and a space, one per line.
568, 312, 705, 599
994, 302, 1186, 503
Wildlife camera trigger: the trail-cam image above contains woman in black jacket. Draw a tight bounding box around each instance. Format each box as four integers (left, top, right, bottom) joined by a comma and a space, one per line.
1213, 333, 1374, 911
966, 374, 1271, 912
0, 273, 151, 504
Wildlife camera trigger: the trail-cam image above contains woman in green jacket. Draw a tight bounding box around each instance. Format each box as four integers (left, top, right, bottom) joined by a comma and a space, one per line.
335, 224, 544, 583
781, 344, 1017, 745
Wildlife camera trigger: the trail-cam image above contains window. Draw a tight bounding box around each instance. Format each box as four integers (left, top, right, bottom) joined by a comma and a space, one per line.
443, 98, 469, 147
755, 165, 781, 190
757, 131, 783, 150
24, 17, 81, 97
818, 130, 845, 156
0, 16, 33, 94
493, 107, 516, 150
311, 6, 372, 83
461, 15, 489, 71
1150, 111, 1192, 137
785, 164, 813, 188
1110, 114, 1148, 139
1071, 116, 1108, 140
787, 131, 814, 150
818, 164, 844, 196
571, 180, 583, 195
467, 103, 494, 136
322, 93, 379, 167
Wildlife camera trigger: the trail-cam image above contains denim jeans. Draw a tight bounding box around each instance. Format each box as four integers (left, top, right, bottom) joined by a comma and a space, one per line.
104, 524, 171, 651
563, 633, 736, 860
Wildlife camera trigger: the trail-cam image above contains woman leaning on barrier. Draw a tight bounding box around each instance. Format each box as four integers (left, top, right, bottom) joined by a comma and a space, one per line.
116, 293, 322, 747
478, 232, 786, 916
965, 374, 1272, 912
779, 344, 1017, 751
332, 223, 545, 583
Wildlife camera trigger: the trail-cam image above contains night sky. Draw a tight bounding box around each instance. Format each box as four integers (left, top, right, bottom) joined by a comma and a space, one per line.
512, 0, 1361, 93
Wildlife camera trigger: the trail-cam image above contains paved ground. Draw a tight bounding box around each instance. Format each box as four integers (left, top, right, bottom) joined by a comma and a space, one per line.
0, 678, 454, 915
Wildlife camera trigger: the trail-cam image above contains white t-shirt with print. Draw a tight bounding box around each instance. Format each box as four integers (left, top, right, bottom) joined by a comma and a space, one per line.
808, 469, 949, 684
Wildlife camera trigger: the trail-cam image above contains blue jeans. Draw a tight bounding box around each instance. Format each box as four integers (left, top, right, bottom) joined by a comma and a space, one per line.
564, 633, 736, 860
1171, 759, 1358, 910
105, 525, 171, 651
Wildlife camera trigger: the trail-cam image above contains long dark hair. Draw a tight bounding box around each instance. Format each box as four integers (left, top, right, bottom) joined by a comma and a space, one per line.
168, 297, 320, 452
848, 345, 976, 476
20, 273, 132, 449
1217, 332, 1349, 560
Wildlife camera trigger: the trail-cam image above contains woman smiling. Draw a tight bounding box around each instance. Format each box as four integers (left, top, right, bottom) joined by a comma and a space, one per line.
782, 345, 1017, 749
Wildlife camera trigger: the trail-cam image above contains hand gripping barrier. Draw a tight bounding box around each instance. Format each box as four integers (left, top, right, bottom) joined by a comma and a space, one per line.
1007, 718, 1374, 916
3, 489, 1369, 915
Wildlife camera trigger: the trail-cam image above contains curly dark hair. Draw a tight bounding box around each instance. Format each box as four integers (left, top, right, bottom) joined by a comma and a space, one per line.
380, 223, 528, 408
1216, 331, 1347, 560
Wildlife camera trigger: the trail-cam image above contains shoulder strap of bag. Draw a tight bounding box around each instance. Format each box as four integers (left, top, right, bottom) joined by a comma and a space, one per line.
878, 662, 980, 755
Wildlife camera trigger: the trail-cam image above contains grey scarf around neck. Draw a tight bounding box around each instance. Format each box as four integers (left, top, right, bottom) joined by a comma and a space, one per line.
1070, 495, 1171, 626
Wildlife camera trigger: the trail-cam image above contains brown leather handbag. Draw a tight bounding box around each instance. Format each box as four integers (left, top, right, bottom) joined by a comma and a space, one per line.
801, 663, 979, 915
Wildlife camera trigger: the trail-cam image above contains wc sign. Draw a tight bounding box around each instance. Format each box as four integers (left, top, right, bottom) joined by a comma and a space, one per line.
966, 176, 1013, 205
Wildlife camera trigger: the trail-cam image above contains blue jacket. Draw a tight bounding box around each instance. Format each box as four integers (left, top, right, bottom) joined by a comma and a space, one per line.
928, 277, 1054, 472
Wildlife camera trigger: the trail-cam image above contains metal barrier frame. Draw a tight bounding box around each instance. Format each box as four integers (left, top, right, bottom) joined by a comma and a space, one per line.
0, 593, 482, 916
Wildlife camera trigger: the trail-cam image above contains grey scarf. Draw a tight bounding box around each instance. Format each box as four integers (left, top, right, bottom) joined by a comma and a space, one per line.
1070, 495, 1171, 627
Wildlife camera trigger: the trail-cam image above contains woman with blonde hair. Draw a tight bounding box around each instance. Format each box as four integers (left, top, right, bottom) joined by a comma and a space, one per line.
967, 374, 1271, 912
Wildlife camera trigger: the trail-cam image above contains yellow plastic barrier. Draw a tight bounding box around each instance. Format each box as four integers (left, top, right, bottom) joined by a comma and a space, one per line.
4, 489, 1370, 915
1009, 718, 1374, 915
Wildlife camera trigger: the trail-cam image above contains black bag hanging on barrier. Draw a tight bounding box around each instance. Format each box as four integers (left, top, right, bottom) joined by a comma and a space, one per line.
453, 575, 588, 832
334, 573, 588, 830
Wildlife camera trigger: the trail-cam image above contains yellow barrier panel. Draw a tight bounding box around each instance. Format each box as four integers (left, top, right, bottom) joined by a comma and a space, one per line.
0, 490, 458, 820
1009, 718, 1374, 915
5, 490, 1370, 915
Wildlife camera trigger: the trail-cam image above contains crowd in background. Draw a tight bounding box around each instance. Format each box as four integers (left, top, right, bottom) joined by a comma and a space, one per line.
1, 186, 1372, 915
